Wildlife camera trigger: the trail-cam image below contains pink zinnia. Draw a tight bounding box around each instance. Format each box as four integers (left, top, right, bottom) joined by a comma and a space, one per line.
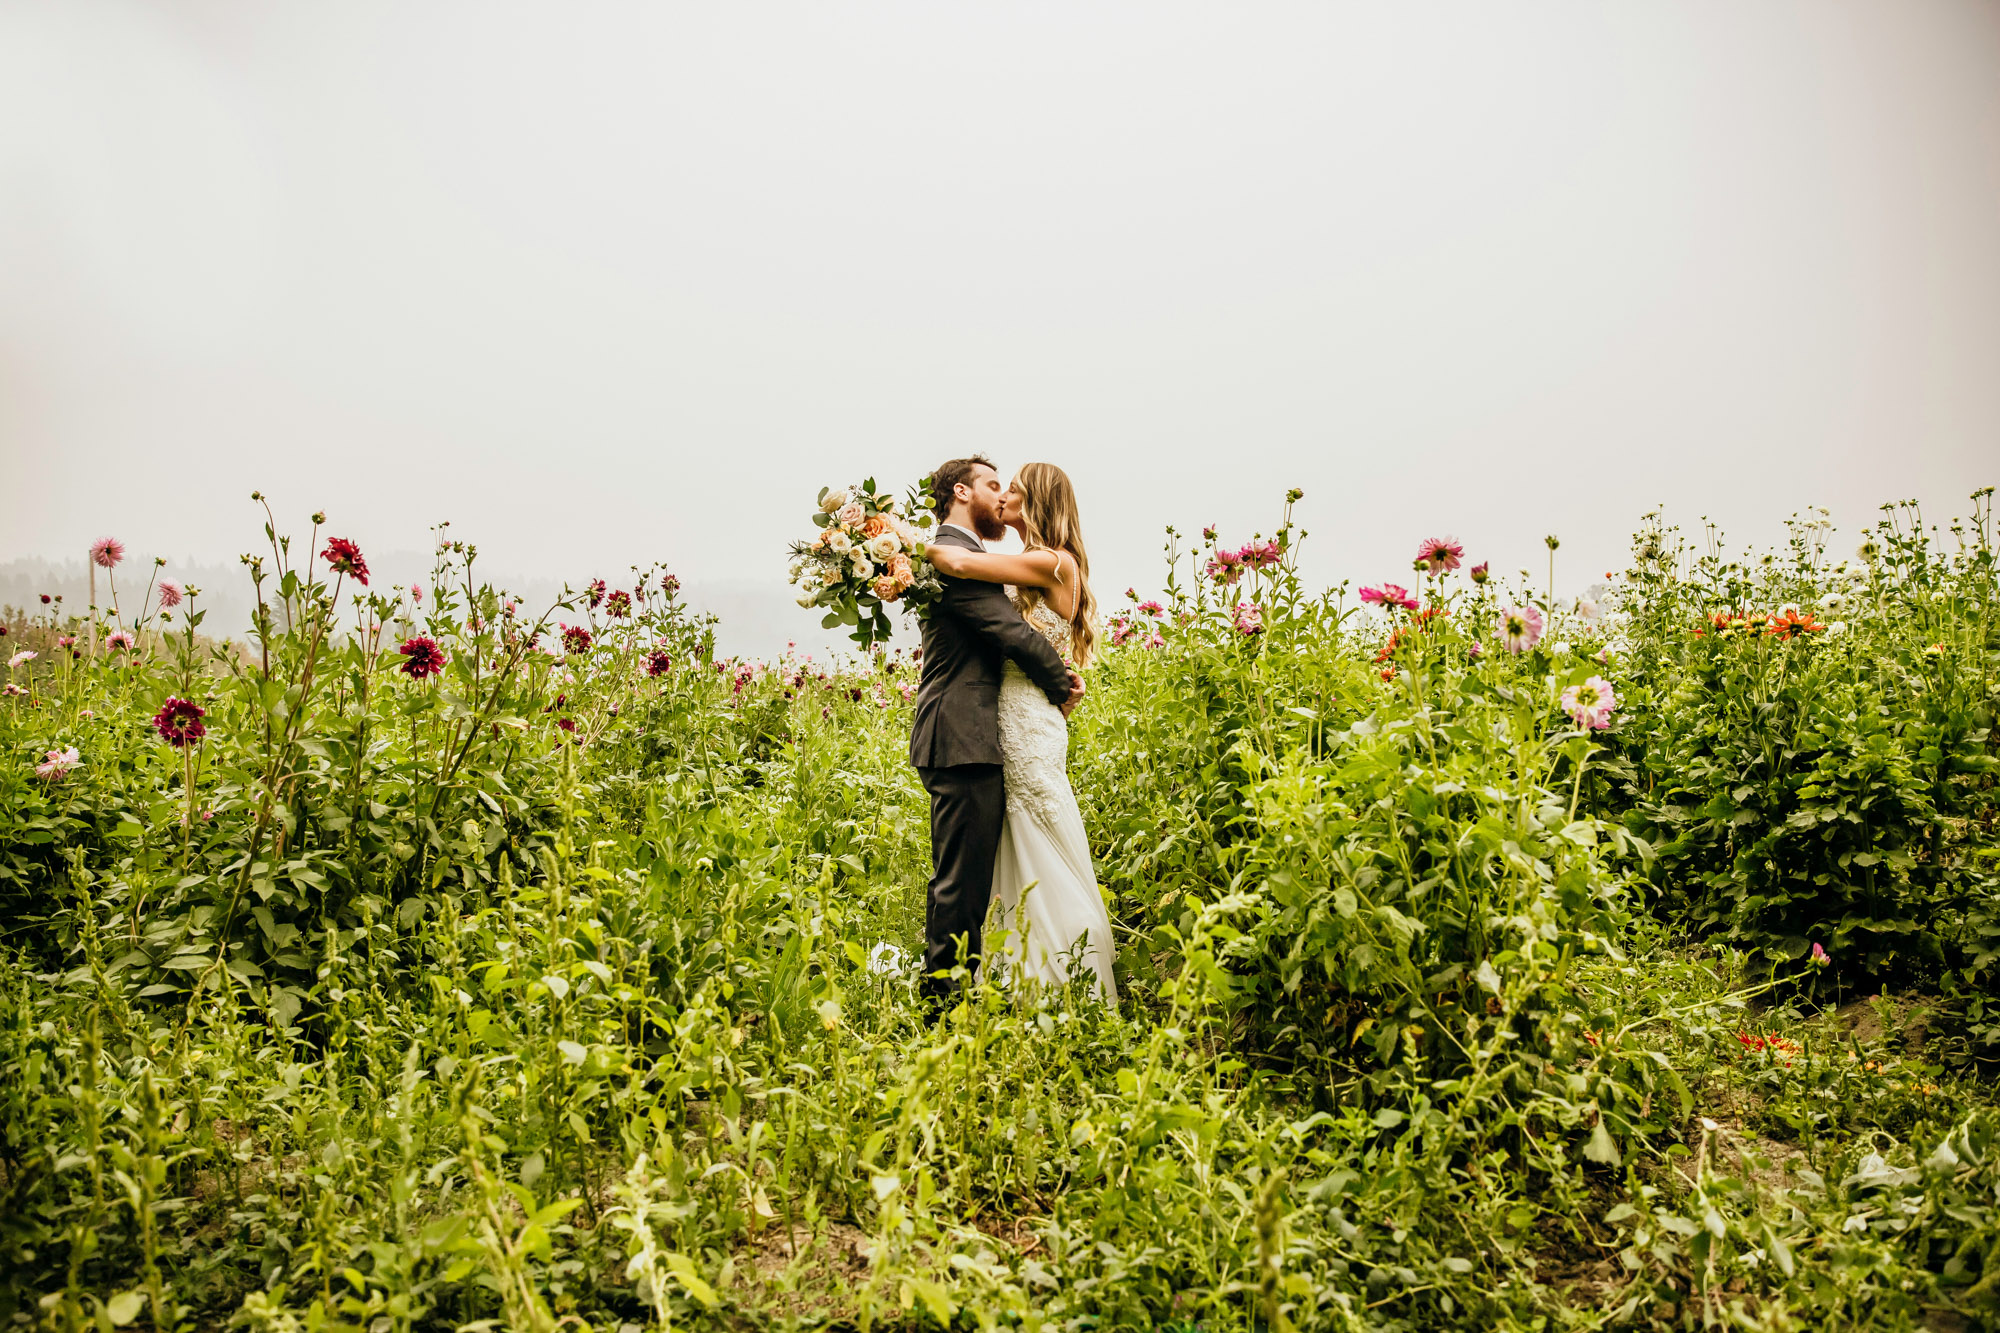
1359, 584, 1419, 613
321, 538, 370, 586
90, 537, 124, 569
151, 696, 207, 747
398, 636, 447, 679
36, 746, 82, 780
1497, 605, 1544, 653
1415, 537, 1463, 575
1560, 675, 1617, 730
105, 630, 135, 652
1239, 541, 1283, 572
156, 579, 183, 608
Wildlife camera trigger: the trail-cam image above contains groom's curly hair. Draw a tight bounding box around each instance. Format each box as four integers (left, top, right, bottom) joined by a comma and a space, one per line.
929, 455, 995, 515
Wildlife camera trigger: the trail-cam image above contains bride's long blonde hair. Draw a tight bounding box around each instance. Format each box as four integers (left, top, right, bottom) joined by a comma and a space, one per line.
1012, 462, 1098, 668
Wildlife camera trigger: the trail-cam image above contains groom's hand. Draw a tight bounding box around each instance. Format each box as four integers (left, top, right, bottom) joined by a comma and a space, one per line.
1061, 671, 1086, 718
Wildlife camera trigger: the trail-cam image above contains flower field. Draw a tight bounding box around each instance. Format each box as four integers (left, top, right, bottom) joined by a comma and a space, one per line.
1, 491, 1997, 1331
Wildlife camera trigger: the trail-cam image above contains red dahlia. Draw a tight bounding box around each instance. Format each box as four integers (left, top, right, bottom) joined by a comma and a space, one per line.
152, 696, 207, 747
586, 579, 606, 609
646, 649, 672, 677
321, 537, 370, 585
561, 624, 592, 655
399, 636, 447, 678
660, 573, 680, 595
604, 589, 632, 619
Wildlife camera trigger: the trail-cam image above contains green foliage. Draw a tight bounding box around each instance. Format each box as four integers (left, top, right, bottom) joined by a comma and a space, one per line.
0, 491, 1995, 1331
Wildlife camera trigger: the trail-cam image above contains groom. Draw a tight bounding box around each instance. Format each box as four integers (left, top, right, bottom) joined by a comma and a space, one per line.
910, 455, 1081, 1012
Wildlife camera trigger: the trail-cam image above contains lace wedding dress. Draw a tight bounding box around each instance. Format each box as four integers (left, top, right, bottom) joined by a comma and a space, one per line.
986, 596, 1119, 1002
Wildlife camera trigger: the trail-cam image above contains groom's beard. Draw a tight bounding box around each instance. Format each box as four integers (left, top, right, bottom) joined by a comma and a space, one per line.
972, 509, 1007, 542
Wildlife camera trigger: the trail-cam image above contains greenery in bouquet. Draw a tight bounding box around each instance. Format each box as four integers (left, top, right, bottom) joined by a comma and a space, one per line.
789, 479, 939, 647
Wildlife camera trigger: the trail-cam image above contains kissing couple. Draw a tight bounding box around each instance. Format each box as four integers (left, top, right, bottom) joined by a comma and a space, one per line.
908, 455, 1118, 1015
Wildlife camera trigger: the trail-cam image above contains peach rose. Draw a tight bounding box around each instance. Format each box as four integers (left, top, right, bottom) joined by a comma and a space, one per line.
872, 575, 901, 601
862, 515, 887, 538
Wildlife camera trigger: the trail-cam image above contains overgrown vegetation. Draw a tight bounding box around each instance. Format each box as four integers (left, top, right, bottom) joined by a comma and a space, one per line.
2, 490, 1996, 1330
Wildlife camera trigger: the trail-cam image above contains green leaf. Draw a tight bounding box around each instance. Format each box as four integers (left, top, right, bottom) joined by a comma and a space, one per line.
105, 1292, 145, 1327
664, 1252, 717, 1307
1583, 1121, 1621, 1166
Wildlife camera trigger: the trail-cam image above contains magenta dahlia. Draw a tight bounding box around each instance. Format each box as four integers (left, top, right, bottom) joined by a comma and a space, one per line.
1415, 537, 1463, 575
646, 648, 673, 677
321, 538, 370, 585
90, 537, 125, 569
1359, 584, 1419, 612
157, 579, 183, 608
105, 630, 135, 652
152, 696, 207, 746
398, 636, 447, 679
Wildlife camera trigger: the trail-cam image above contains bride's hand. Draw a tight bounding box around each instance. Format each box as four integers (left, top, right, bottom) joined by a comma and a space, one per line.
926, 544, 968, 576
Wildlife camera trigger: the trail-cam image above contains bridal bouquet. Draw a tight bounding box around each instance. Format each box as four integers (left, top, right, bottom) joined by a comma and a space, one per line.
789, 479, 941, 647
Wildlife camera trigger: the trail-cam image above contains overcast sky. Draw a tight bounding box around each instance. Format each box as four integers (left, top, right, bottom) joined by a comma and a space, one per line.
3, 1, 1997, 640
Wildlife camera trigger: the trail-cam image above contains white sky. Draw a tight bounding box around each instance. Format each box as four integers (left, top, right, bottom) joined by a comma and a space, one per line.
3, 1, 1997, 621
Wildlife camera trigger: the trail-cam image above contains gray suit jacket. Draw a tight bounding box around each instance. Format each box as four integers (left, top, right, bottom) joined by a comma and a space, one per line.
909, 526, 1073, 768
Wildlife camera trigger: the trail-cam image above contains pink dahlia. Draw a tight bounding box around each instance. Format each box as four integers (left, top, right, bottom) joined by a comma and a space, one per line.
151, 696, 207, 746
1137, 600, 1165, 618
90, 537, 125, 569
1205, 548, 1244, 584
398, 636, 447, 679
561, 624, 592, 655
603, 589, 632, 619
1107, 616, 1135, 647
321, 538, 370, 585
1469, 562, 1490, 585
1560, 675, 1618, 730
409, 583, 423, 604
105, 630, 135, 652
1359, 584, 1419, 613
1415, 537, 1463, 575
36, 746, 81, 780
8, 649, 36, 668
1497, 605, 1544, 653
1239, 541, 1283, 572
156, 579, 183, 609
1232, 602, 1265, 636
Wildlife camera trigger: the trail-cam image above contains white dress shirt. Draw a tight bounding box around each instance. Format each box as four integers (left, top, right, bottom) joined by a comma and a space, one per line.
938, 522, 985, 550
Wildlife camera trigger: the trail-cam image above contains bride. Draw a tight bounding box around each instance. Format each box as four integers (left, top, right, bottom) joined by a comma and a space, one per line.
924, 463, 1118, 1003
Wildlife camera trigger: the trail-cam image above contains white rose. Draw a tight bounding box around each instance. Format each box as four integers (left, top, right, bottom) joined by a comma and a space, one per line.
820, 566, 842, 587
820, 487, 850, 513
852, 555, 876, 580
827, 531, 853, 555
867, 532, 900, 561
837, 503, 866, 528
795, 588, 819, 607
